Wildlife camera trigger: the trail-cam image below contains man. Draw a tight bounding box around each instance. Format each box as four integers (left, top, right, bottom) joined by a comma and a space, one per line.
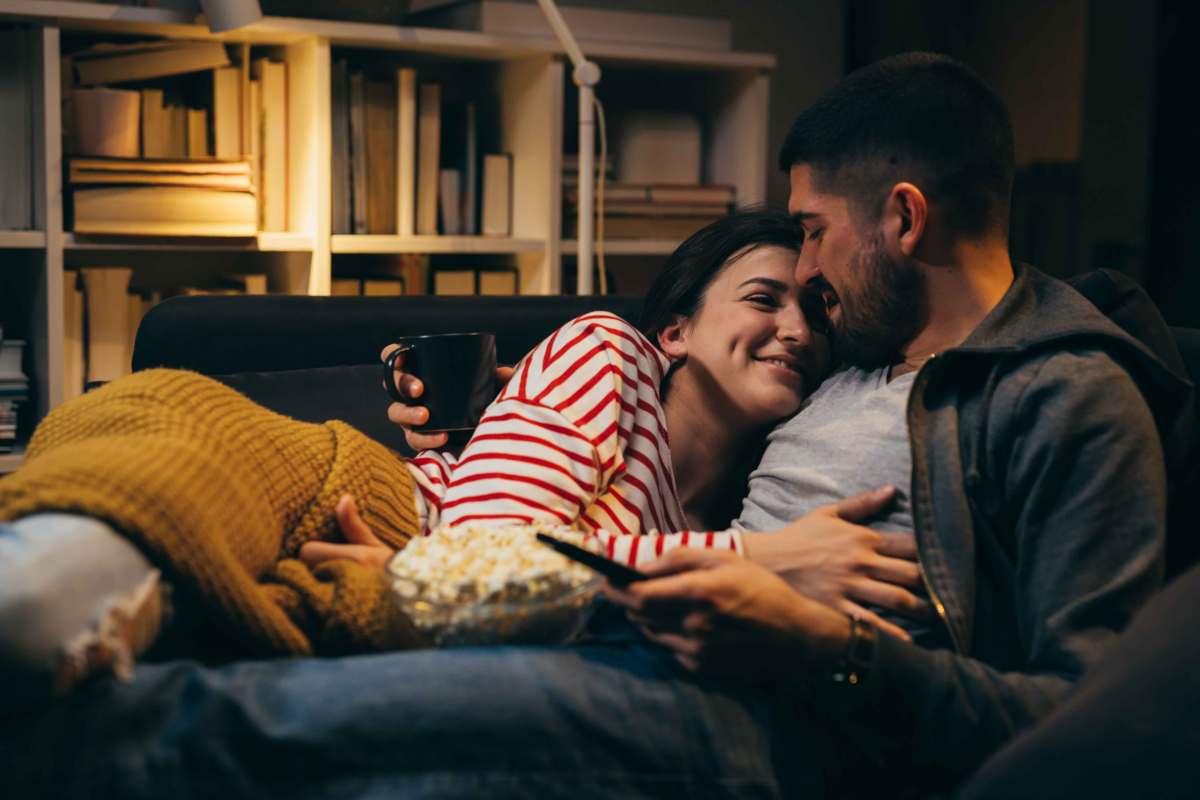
3, 53, 1187, 797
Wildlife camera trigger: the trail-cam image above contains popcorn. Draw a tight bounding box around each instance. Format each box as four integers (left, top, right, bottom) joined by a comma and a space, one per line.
386, 522, 603, 646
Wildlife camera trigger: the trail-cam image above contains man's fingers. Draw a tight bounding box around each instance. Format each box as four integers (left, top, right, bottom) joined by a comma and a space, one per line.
875, 532, 918, 560
846, 577, 934, 622
494, 365, 515, 389
831, 485, 897, 522
864, 554, 923, 589
836, 600, 912, 642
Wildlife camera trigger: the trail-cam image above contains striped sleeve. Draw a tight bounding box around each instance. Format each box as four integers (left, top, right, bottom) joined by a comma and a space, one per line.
595, 528, 746, 567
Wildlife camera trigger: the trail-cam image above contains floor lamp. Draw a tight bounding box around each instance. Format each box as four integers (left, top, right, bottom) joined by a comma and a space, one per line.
537, 0, 601, 294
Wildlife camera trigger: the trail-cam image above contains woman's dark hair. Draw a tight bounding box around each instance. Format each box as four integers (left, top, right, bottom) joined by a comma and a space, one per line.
637, 207, 804, 343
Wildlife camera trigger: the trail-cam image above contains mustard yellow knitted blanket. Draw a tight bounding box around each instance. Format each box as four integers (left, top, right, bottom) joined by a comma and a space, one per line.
0, 369, 424, 656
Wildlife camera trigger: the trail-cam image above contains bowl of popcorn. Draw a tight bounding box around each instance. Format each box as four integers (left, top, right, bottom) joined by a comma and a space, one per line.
385, 522, 604, 647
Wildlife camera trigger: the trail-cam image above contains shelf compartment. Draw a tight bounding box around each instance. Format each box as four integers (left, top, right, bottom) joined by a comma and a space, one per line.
0, 450, 24, 474
332, 235, 544, 254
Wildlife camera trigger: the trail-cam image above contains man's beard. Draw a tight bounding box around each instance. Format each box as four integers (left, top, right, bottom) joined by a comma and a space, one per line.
829, 234, 923, 370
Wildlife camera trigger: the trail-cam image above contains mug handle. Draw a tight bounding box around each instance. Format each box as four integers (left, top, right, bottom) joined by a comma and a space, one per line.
382, 343, 414, 403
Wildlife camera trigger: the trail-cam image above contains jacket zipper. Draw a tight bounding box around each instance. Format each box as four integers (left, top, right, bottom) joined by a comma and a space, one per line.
908, 354, 965, 654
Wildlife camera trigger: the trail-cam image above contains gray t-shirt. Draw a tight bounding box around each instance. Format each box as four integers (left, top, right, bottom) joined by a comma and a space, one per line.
736, 365, 947, 645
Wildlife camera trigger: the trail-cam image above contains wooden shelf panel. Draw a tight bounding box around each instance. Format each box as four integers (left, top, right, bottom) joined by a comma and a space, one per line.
332, 235, 545, 254
0, 230, 46, 248
564, 238, 680, 256
0, 450, 25, 474
0, 3, 774, 68
63, 232, 314, 252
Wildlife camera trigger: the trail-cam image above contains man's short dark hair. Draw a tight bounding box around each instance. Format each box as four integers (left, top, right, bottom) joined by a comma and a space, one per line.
778, 52, 1015, 239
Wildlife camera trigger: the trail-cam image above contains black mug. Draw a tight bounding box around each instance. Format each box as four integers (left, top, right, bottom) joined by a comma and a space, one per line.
382, 332, 497, 433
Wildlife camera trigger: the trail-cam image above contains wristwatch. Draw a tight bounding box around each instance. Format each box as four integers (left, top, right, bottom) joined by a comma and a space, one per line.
828, 616, 878, 686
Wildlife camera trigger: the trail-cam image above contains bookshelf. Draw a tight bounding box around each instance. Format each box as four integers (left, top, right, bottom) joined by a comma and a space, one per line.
0, 0, 773, 442
0, 450, 23, 473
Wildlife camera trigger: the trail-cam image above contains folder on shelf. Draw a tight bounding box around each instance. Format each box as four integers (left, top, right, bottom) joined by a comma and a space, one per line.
331, 60, 352, 235
187, 109, 210, 158
363, 277, 405, 296
63, 271, 85, 402
396, 67, 417, 237
349, 72, 369, 234
253, 59, 288, 231
213, 66, 242, 159
331, 278, 362, 296
478, 269, 518, 295
439, 168, 462, 235
481, 153, 511, 236
140, 88, 168, 159
416, 82, 442, 235
80, 267, 133, 384
365, 77, 397, 234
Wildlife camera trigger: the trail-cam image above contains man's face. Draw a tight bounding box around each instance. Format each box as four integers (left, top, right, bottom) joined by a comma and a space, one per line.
787, 164, 921, 369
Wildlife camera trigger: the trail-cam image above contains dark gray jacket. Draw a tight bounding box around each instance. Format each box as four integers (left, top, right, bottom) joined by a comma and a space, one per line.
846, 264, 1194, 781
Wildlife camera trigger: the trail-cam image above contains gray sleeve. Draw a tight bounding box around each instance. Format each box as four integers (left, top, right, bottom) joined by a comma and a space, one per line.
847, 350, 1166, 777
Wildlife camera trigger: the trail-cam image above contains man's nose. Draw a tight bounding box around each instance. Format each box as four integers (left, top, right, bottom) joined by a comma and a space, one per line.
794, 250, 821, 285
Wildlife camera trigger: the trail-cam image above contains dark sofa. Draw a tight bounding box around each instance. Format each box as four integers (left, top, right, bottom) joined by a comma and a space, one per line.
5, 280, 1198, 797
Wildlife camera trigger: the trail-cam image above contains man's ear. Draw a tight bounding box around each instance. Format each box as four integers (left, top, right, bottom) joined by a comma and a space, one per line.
657, 317, 689, 361
882, 182, 928, 257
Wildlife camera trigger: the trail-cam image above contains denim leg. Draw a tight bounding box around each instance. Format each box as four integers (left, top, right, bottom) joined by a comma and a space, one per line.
6, 611, 831, 799
0, 514, 161, 711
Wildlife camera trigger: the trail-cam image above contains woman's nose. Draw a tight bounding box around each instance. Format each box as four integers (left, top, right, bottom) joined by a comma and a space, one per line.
777, 305, 812, 344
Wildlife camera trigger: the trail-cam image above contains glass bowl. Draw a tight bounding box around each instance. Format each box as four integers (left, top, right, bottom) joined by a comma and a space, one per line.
389, 573, 602, 647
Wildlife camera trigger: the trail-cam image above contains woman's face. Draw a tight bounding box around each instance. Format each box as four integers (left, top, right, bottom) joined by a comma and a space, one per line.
665, 245, 832, 426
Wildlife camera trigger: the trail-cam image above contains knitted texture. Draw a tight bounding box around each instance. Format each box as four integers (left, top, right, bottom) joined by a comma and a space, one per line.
0, 369, 424, 656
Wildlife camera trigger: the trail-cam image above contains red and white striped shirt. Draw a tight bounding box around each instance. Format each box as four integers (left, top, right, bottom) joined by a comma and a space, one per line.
405, 312, 744, 567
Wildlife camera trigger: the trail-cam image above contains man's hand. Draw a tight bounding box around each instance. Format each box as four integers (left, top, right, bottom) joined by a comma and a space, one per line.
298, 494, 395, 571
740, 486, 933, 641
604, 548, 851, 679
381, 344, 514, 451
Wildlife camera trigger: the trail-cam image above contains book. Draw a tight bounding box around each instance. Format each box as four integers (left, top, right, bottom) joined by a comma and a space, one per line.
567, 183, 735, 205
463, 102, 478, 235
349, 72, 369, 234
331, 60, 351, 235
74, 40, 232, 85
0, 29, 33, 230
590, 202, 731, 217
478, 269, 517, 295
80, 267, 133, 383
187, 108, 209, 158
63, 270, 85, 402
439, 168, 462, 235
68, 159, 254, 190
213, 66, 242, 159
167, 105, 187, 158
248, 78, 261, 202
363, 277, 405, 296
140, 88, 168, 159
433, 269, 476, 295
253, 59, 288, 231
395, 67, 417, 237
617, 112, 703, 185
365, 77, 397, 234
0, 339, 25, 382
230, 274, 268, 294
73, 185, 257, 236
416, 83, 442, 235
481, 153, 511, 236
69, 157, 252, 175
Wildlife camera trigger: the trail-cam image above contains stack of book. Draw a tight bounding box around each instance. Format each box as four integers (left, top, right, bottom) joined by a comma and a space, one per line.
331, 60, 512, 237
564, 178, 735, 240
0, 330, 28, 454
69, 157, 256, 236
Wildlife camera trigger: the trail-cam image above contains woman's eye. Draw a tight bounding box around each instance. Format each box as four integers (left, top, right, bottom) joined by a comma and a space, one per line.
745, 294, 778, 307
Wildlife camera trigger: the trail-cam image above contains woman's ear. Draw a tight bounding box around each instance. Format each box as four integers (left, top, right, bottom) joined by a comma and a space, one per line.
657, 316, 689, 361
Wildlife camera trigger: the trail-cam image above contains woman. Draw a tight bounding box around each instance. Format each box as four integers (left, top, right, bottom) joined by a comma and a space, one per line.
0, 209, 830, 705
300, 208, 830, 573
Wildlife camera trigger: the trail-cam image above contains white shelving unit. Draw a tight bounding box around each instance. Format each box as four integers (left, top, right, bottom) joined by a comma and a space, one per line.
0, 0, 774, 440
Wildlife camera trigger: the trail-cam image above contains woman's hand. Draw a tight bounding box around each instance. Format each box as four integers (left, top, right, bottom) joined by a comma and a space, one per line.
381, 344, 514, 452
740, 486, 933, 641
298, 494, 395, 572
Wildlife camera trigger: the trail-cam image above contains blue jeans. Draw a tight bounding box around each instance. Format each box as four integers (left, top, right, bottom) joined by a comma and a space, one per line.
0, 517, 834, 799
